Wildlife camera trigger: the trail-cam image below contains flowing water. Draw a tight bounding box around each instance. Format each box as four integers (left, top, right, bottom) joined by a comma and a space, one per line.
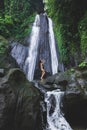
11, 14, 59, 81
45, 89, 72, 130
48, 18, 58, 75
23, 14, 58, 81
23, 15, 40, 81
11, 13, 73, 130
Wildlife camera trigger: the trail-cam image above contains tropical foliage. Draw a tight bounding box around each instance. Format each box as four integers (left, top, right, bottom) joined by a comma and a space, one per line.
46, 0, 87, 67
0, 0, 43, 40
0, 0, 44, 55
0, 0, 87, 68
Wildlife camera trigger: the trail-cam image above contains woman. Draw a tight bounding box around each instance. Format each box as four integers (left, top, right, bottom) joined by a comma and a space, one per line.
40, 59, 45, 80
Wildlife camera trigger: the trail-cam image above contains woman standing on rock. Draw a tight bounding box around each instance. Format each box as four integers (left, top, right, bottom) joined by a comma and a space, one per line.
40, 59, 45, 80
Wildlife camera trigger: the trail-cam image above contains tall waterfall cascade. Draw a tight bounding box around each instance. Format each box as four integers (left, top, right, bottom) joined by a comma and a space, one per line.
24, 14, 58, 81
11, 13, 58, 81
45, 89, 72, 130
23, 15, 40, 81
48, 18, 58, 74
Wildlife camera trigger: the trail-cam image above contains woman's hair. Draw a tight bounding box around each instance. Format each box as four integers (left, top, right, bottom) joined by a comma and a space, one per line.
40, 59, 45, 63
39, 60, 42, 63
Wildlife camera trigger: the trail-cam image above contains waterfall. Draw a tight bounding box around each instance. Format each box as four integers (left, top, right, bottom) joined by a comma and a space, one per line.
48, 18, 58, 74
11, 12, 73, 130
23, 14, 58, 80
45, 89, 72, 130
11, 14, 59, 81
23, 15, 40, 81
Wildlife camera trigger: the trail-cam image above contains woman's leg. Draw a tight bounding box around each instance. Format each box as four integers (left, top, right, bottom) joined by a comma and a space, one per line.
41, 70, 45, 79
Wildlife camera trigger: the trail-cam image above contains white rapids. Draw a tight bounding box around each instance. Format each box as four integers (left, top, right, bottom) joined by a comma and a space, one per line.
23, 15, 40, 81
45, 89, 73, 130
11, 14, 59, 81
48, 18, 58, 75
24, 15, 58, 81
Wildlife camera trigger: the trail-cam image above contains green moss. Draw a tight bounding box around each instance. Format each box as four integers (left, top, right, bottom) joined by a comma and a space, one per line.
79, 61, 87, 68
12, 13, 36, 40
70, 68, 75, 72
0, 0, 42, 40
78, 12, 87, 59
46, 0, 87, 67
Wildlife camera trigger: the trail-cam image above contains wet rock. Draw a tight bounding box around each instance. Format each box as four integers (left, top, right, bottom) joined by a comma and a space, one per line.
42, 72, 68, 91
40, 64, 87, 128
0, 68, 42, 130
45, 74, 57, 85
39, 63, 87, 105
0, 69, 4, 77
11, 43, 28, 69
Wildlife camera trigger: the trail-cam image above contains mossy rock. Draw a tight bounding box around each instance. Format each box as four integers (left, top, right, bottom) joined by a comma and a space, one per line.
7, 68, 41, 97
0, 68, 42, 130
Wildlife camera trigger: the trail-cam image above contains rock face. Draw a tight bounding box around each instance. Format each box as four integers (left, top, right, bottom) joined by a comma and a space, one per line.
0, 68, 42, 130
43, 64, 87, 99
10, 42, 28, 69
34, 14, 52, 78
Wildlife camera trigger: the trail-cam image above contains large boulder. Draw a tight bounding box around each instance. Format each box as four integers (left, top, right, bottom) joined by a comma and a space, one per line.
42, 62, 87, 101
0, 68, 42, 130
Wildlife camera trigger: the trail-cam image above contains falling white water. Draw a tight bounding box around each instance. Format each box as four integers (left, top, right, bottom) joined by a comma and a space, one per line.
48, 18, 58, 75
45, 89, 73, 130
11, 14, 59, 81
23, 15, 40, 81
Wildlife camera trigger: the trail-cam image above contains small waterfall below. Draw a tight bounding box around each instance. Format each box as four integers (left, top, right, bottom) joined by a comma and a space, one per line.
45, 89, 72, 130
